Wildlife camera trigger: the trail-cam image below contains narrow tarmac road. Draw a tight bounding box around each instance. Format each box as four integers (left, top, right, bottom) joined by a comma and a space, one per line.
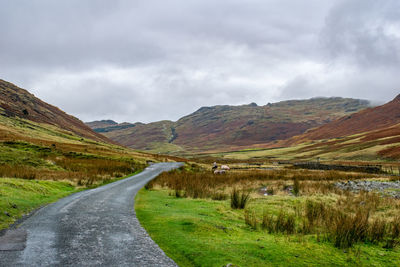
0, 162, 182, 267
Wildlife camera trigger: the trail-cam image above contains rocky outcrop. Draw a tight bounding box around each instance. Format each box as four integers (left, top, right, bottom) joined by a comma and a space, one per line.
335, 180, 400, 198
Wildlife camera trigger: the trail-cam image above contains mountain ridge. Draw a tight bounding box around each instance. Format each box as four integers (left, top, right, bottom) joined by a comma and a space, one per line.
242, 93, 400, 161
87, 97, 371, 153
283, 93, 400, 145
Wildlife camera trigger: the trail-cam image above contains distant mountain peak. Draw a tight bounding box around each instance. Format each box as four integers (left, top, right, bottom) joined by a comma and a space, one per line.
101, 119, 117, 124
88, 96, 371, 153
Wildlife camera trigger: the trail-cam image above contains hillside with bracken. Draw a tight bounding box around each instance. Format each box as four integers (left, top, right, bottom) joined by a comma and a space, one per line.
277, 94, 400, 160
287, 94, 400, 143
221, 94, 400, 162
0, 79, 112, 143
88, 97, 370, 154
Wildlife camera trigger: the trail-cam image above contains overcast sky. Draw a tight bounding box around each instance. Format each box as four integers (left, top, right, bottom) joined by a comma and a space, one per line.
1, 0, 399, 123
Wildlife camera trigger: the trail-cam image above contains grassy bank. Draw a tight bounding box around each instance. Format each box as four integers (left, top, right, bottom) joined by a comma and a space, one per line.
0, 170, 142, 231
136, 189, 400, 266
0, 114, 163, 231
136, 168, 400, 266
0, 178, 77, 230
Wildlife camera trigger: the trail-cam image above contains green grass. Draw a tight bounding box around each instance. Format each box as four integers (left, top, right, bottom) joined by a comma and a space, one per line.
0, 170, 142, 231
136, 189, 400, 267
0, 178, 78, 230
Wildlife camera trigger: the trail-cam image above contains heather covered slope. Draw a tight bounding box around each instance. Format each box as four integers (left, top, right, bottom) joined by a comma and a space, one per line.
216, 95, 400, 162
0, 80, 180, 230
278, 94, 400, 160
0, 79, 111, 143
88, 120, 178, 153
173, 98, 369, 150
287, 94, 400, 143
88, 97, 370, 153
0, 78, 181, 184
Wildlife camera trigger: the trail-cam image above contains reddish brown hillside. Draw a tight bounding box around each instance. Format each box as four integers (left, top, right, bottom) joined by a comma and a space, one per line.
290, 94, 400, 143
88, 97, 370, 153
0, 79, 113, 143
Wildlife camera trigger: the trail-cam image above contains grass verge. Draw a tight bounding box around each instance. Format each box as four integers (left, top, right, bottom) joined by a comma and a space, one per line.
135, 189, 400, 267
0, 178, 77, 230
0, 171, 141, 231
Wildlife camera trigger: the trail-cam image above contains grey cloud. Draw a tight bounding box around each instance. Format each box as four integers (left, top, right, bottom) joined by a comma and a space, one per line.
0, 0, 399, 123
321, 0, 400, 68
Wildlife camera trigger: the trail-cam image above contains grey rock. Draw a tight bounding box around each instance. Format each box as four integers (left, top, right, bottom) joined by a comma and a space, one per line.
335, 180, 400, 198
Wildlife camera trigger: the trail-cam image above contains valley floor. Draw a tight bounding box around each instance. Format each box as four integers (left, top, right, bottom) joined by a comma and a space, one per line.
136, 189, 400, 267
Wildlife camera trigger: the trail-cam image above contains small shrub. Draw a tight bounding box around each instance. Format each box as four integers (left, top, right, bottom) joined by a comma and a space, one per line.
368, 219, 387, 243
245, 210, 258, 230
301, 220, 312, 234
391, 217, 400, 239
261, 210, 296, 234
174, 190, 184, 198
262, 211, 275, 233
274, 211, 296, 234
230, 188, 250, 209
275, 211, 286, 233
384, 217, 400, 249
144, 181, 154, 190
305, 200, 327, 227
284, 214, 296, 234
330, 209, 370, 248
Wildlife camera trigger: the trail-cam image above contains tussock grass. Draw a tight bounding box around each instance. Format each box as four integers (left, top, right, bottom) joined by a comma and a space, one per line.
255, 194, 400, 249
147, 168, 378, 200
0, 157, 144, 186
136, 189, 400, 267
261, 210, 296, 235
148, 168, 400, 249
230, 188, 250, 209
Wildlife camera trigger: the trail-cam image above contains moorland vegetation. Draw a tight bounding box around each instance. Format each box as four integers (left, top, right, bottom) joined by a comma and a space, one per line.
137, 165, 400, 266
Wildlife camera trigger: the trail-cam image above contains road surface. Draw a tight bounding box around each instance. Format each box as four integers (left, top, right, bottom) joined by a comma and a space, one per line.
0, 162, 182, 266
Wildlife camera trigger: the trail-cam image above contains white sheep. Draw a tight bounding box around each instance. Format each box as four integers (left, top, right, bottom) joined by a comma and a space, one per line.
221, 165, 230, 170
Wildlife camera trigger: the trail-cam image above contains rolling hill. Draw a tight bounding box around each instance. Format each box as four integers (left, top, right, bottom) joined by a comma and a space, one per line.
0, 79, 111, 143
0, 78, 175, 185
285, 94, 400, 143
0, 78, 179, 231
88, 97, 370, 154
282, 94, 400, 160
216, 94, 400, 162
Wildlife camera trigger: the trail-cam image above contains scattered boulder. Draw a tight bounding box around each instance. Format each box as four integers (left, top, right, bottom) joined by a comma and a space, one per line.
335, 180, 400, 198
258, 187, 269, 196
